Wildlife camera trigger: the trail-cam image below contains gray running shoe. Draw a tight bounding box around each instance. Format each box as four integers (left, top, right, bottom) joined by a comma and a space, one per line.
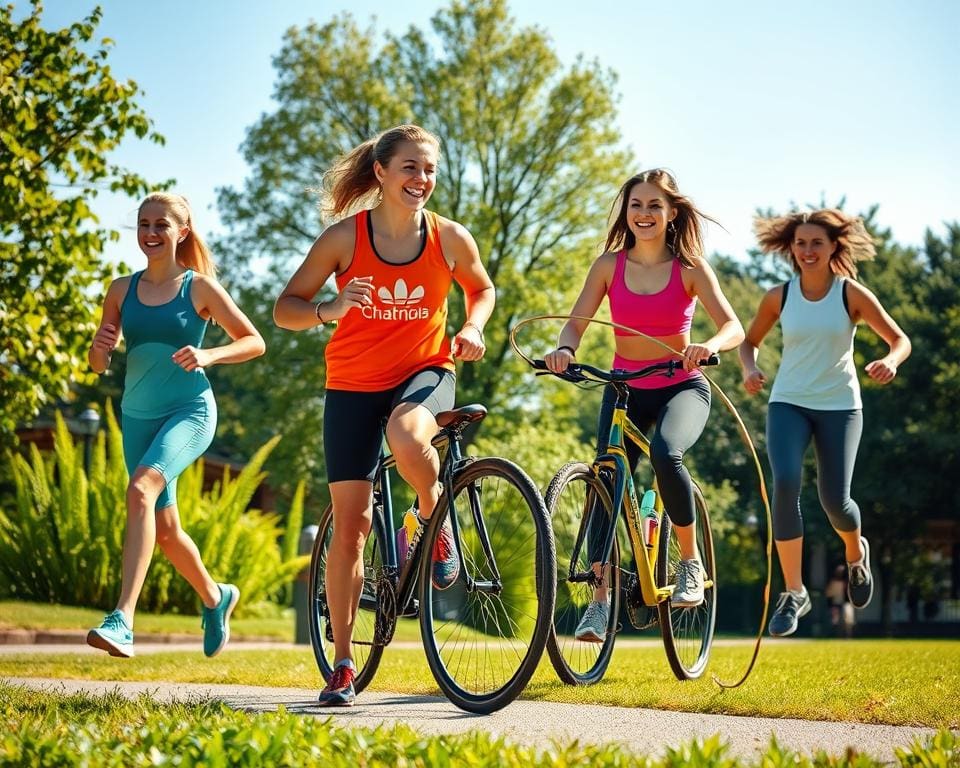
672, 559, 704, 607
768, 588, 812, 637
847, 536, 874, 609
574, 600, 610, 643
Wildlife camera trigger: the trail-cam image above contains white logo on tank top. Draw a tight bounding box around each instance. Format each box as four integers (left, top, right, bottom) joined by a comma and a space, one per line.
362, 279, 430, 320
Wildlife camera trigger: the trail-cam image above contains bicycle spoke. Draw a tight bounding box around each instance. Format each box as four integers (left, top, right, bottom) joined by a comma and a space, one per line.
420, 457, 553, 713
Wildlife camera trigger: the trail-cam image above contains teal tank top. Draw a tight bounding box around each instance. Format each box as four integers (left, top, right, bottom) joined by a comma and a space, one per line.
120, 270, 211, 418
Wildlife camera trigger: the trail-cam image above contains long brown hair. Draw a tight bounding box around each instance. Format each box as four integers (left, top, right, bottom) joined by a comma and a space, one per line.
753, 208, 875, 279
603, 168, 719, 268
139, 192, 216, 276
321, 124, 441, 221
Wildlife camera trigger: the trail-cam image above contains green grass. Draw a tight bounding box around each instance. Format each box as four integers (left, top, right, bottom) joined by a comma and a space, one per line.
5, 639, 958, 728
3, 682, 957, 767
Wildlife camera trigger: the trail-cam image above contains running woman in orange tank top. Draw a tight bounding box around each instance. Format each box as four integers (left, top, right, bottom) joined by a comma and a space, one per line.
274, 125, 495, 707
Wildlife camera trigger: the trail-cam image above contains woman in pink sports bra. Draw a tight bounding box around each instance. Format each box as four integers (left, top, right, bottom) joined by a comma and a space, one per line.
545, 169, 744, 641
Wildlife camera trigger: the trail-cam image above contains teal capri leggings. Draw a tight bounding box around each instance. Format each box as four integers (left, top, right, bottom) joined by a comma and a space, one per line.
121, 390, 217, 511
766, 401, 862, 540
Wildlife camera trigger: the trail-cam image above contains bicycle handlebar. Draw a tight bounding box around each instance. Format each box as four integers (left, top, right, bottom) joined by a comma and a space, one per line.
530, 354, 720, 384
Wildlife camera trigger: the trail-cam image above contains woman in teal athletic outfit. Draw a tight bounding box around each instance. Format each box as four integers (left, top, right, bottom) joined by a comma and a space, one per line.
86, 192, 265, 658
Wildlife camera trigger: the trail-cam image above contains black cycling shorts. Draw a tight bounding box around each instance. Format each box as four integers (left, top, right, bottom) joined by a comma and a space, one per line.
323, 366, 456, 483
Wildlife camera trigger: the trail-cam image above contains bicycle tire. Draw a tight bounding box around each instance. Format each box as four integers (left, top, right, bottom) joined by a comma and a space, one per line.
544, 461, 621, 686
307, 503, 387, 692
419, 456, 555, 714
656, 482, 717, 680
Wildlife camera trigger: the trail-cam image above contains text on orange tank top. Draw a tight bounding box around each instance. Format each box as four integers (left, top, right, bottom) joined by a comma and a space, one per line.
324, 209, 455, 391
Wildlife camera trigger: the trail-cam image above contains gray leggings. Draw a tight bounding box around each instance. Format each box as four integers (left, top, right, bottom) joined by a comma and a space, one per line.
767, 402, 863, 540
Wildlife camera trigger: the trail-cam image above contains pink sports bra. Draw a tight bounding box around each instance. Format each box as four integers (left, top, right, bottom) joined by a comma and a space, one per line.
608, 251, 696, 337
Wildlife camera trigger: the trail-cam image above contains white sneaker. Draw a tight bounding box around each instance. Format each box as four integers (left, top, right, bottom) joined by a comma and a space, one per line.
574, 600, 610, 643
672, 559, 704, 607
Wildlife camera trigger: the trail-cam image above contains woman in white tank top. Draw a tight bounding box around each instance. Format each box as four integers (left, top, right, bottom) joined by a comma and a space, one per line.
737, 208, 911, 638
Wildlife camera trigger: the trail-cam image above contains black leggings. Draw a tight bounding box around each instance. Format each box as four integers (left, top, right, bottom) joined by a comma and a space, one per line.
589, 377, 711, 560
766, 402, 862, 540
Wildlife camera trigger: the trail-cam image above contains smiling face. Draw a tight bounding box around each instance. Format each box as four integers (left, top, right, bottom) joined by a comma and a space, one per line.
374, 140, 438, 212
791, 223, 837, 273
625, 181, 677, 243
137, 201, 188, 261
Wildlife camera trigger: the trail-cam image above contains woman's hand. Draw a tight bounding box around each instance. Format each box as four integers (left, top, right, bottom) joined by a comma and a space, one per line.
92, 323, 119, 353
545, 347, 575, 374
328, 276, 374, 320
172, 346, 213, 372
742, 366, 767, 395
680, 343, 716, 372
453, 323, 485, 361
865, 357, 898, 384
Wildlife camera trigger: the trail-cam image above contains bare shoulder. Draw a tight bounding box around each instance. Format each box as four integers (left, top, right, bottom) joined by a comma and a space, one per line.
593, 250, 619, 275
307, 215, 355, 266
107, 274, 133, 303
843, 277, 875, 301
435, 214, 477, 252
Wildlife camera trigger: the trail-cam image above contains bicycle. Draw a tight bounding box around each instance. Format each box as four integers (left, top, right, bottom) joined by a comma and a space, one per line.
306, 403, 556, 714
530, 356, 719, 684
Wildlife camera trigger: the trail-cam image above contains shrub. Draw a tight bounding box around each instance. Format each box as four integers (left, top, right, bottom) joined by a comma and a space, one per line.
0, 402, 308, 615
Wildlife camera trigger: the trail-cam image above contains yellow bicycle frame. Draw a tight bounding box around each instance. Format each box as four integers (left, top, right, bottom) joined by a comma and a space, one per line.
592, 397, 713, 607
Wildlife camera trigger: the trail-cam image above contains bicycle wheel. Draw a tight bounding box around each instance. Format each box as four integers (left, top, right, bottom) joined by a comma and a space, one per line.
544, 461, 621, 686
307, 503, 388, 692
656, 482, 716, 680
419, 456, 555, 714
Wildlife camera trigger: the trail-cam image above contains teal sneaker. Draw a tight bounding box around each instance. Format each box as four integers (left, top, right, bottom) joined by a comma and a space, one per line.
202, 583, 240, 657
87, 610, 134, 658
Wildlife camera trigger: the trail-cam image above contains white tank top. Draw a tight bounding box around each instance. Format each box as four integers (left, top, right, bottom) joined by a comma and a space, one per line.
769, 276, 862, 410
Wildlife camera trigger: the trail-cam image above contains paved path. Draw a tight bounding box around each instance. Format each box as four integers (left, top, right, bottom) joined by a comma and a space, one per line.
6, 676, 938, 763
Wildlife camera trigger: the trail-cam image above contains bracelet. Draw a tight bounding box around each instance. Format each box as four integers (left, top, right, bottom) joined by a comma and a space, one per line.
463, 321, 484, 337
315, 302, 326, 323
558, 345, 577, 356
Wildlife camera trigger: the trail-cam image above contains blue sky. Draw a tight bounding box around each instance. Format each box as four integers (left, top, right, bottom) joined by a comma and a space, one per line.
32, 1, 960, 269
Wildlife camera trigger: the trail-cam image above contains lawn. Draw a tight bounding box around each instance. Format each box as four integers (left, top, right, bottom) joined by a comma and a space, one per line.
5, 638, 958, 729
5, 683, 955, 767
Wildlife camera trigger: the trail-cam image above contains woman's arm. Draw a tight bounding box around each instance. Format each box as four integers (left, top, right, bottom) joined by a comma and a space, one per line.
846, 281, 911, 384
445, 221, 495, 362
173, 276, 265, 371
544, 253, 615, 373
88, 278, 127, 374
274, 219, 370, 331
738, 286, 783, 395
685, 259, 745, 370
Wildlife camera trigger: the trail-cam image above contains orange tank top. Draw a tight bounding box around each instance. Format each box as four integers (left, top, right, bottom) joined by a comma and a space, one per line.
324, 209, 455, 391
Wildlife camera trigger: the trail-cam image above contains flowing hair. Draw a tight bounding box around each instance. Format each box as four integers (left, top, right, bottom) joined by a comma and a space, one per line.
753, 208, 875, 279
139, 192, 216, 276
320, 124, 441, 221
603, 168, 719, 267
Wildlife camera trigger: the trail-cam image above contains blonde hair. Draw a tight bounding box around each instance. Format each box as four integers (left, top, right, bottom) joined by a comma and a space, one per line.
603, 168, 719, 267
321, 124, 441, 221
753, 208, 875, 279
139, 192, 216, 276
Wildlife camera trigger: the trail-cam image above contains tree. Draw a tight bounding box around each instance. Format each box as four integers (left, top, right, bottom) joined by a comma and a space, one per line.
210, 0, 631, 496
0, 1, 164, 444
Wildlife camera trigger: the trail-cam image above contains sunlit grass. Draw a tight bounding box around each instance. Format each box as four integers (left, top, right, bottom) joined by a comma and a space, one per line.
5, 639, 957, 728
5, 683, 955, 767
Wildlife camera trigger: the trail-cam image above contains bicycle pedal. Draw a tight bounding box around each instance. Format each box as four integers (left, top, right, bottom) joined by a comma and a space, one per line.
399, 598, 419, 618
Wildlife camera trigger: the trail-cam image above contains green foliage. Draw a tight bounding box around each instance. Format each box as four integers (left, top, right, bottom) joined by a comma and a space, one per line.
2, 683, 957, 767
0, 402, 307, 615
0, 1, 166, 444
209, 0, 631, 497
